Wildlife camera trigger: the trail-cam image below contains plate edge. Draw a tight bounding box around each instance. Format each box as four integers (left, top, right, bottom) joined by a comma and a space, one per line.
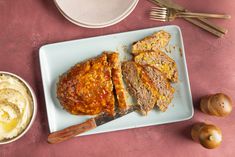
175, 26, 194, 119
39, 46, 56, 132
40, 25, 181, 48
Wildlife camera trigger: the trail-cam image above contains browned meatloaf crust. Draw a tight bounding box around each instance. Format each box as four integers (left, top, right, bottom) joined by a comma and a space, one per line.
57, 52, 128, 116
134, 50, 178, 83
57, 53, 115, 116
122, 61, 174, 114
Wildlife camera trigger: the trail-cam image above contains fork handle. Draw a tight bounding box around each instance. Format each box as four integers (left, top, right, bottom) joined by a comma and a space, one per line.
177, 12, 231, 19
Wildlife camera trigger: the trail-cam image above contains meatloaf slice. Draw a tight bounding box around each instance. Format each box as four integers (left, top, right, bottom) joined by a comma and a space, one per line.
134, 50, 178, 82
132, 30, 171, 55
122, 61, 159, 115
143, 66, 174, 111
122, 62, 175, 113
107, 52, 128, 112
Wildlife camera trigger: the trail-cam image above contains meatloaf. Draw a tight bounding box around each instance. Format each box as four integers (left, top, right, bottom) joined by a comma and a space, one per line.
122, 61, 174, 114
107, 52, 128, 112
132, 30, 171, 55
122, 61, 158, 115
134, 50, 178, 82
57, 52, 128, 116
143, 65, 175, 111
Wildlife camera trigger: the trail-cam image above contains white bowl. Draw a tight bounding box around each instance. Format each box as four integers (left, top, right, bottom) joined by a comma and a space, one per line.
0, 71, 37, 145
54, 0, 139, 28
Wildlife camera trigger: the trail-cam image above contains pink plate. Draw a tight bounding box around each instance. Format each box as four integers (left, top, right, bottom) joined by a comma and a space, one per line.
54, 0, 139, 28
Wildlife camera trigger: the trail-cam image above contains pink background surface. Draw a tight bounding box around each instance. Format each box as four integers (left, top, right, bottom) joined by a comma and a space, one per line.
0, 0, 235, 156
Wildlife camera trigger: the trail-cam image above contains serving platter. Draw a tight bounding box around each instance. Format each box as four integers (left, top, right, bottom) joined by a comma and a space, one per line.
39, 25, 194, 136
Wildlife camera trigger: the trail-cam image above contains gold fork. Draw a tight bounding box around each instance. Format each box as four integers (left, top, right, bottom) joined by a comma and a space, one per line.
150, 7, 231, 22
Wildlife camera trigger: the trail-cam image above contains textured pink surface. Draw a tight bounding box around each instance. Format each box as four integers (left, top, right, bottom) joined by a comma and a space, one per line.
0, 0, 235, 156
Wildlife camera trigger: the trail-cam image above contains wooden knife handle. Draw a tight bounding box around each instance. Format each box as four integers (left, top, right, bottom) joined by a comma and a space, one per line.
47, 118, 97, 144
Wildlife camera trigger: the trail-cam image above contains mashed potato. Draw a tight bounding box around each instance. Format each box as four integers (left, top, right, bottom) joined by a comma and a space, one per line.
0, 74, 33, 141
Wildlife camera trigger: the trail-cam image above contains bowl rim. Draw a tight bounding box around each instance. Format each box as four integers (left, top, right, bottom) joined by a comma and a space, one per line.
0, 71, 37, 145
53, 0, 139, 28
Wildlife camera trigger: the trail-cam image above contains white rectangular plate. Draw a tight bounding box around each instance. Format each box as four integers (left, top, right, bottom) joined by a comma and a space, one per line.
39, 25, 194, 135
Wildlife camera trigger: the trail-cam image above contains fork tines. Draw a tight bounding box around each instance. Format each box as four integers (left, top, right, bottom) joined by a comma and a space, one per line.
150, 7, 168, 22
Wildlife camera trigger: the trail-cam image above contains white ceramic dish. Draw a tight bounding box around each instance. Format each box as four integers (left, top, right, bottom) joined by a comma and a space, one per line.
54, 0, 139, 28
39, 25, 194, 136
0, 71, 37, 145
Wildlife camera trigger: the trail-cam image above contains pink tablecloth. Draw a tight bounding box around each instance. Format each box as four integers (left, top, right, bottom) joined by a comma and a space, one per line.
0, 0, 235, 156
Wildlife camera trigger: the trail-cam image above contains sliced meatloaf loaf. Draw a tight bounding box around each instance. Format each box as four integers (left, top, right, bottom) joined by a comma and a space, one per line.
57, 52, 128, 116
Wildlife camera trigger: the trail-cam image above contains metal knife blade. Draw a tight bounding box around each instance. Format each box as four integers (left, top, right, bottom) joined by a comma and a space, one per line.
95, 105, 138, 126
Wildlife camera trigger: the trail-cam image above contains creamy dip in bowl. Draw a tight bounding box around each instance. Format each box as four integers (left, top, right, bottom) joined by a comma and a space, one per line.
0, 72, 37, 144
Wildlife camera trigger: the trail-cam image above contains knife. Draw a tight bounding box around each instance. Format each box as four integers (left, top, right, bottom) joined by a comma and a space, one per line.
151, 0, 227, 37
47, 105, 138, 144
